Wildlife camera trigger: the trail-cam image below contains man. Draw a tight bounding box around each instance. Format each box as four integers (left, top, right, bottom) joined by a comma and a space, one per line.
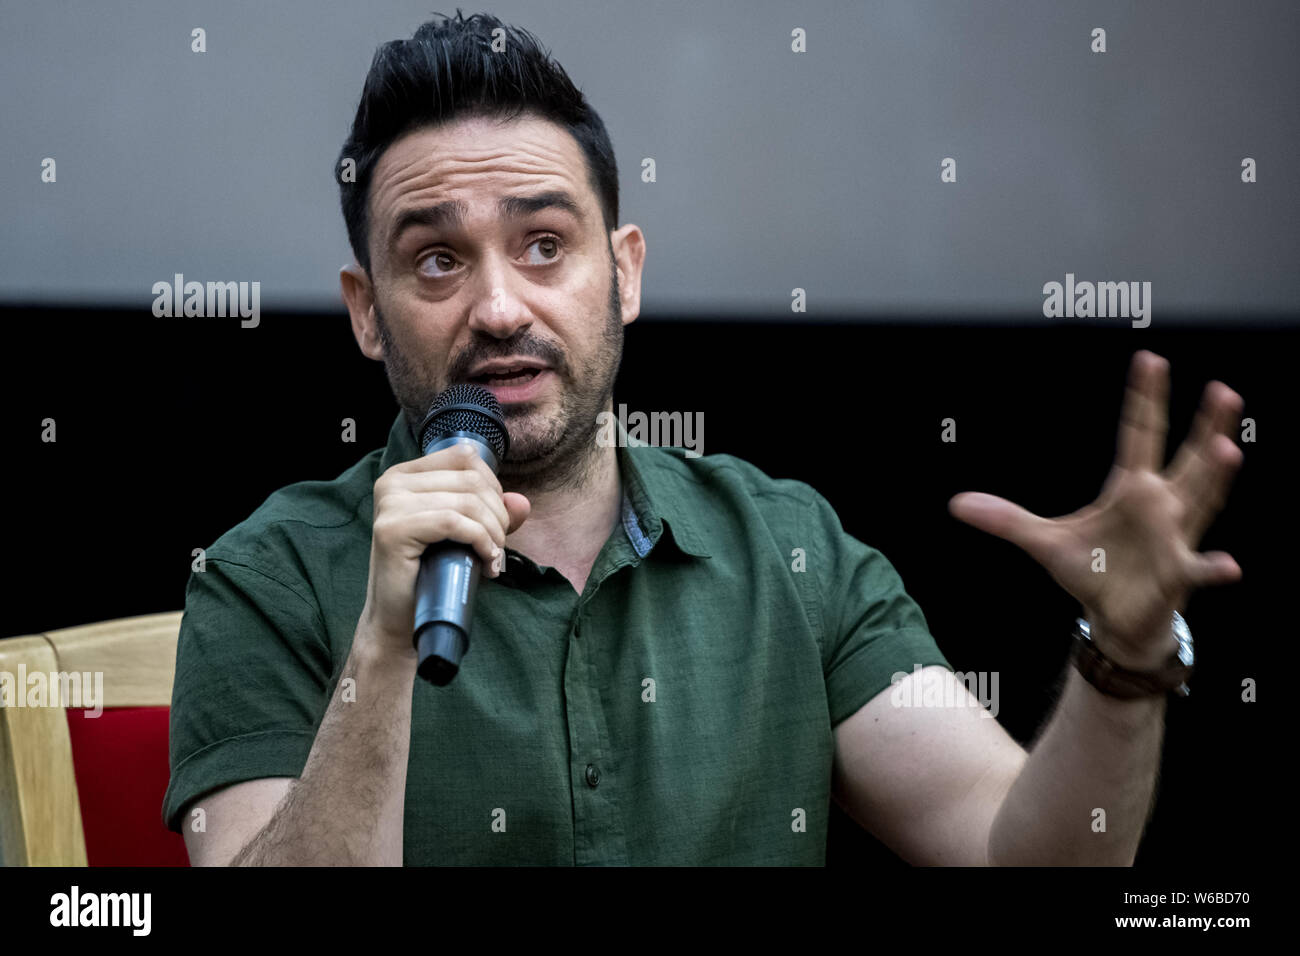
164, 12, 1244, 866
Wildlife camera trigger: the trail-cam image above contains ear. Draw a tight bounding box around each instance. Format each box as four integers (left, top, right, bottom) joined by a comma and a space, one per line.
609, 224, 646, 327
341, 262, 382, 361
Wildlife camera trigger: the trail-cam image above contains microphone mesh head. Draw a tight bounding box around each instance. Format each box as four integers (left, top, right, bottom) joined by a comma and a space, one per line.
417, 383, 509, 461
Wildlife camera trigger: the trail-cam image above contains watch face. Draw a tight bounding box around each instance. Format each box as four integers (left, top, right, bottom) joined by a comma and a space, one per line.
1172, 611, 1194, 667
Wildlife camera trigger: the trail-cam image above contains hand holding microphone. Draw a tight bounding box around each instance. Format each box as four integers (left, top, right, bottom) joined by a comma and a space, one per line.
358, 384, 529, 683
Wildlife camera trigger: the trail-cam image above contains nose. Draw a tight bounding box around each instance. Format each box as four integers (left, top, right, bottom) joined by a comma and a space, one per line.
466, 255, 532, 339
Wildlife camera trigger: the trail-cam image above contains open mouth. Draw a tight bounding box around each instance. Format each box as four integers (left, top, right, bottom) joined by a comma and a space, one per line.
468, 367, 545, 387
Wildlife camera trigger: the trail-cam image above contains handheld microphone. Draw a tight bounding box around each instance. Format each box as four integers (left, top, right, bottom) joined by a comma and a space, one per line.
412, 383, 509, 685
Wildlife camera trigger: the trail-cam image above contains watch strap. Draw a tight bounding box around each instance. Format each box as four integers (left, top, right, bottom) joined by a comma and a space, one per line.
1070, 620, 1193, 699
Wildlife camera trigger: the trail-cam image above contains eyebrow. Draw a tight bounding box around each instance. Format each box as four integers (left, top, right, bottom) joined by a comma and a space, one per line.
387, 191, 585, 253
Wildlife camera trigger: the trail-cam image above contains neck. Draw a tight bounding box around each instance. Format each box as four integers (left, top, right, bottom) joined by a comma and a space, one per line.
503, 443, 622, 582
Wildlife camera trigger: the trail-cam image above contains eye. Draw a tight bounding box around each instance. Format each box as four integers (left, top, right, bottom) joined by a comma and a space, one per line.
524, 235, 562, 265
418, 250, 459, 278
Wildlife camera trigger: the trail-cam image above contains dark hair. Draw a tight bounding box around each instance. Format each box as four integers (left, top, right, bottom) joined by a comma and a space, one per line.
336, 10, 619, 274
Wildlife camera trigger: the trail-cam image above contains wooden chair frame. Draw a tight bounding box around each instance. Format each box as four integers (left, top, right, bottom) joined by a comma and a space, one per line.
0, 611, 181, 866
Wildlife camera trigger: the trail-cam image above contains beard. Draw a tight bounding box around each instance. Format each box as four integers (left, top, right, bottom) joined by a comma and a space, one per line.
374, 253, 624, 495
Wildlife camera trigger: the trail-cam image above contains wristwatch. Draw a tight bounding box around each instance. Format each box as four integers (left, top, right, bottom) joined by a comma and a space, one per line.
1070, 612, 1195, 699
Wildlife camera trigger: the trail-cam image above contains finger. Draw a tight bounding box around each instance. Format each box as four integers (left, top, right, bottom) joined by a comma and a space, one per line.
1169, 380, 1244, 492
502, 492, 531, 535
406, 510, 501, 567
405, 491, 509, 550
948, 492, 1055, 565
381, 467, 511, 533
396, 442, 505, 494
1177, 433, 1244, 543
467, 444, 510, 494
390, 440, 480, 471
1115, 350, 1170, 472
448, 442, 507, 495
470, 485, 511, 541
1182, 548, 1242, 589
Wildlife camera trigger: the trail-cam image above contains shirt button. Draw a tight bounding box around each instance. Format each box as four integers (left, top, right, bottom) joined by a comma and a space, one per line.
585, 764, 601, 788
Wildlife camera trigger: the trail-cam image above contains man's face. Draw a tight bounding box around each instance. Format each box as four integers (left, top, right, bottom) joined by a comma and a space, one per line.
347, 112, 641, 490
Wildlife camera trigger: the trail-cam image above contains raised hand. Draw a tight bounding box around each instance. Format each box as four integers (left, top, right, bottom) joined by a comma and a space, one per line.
949, 350, 1244, 668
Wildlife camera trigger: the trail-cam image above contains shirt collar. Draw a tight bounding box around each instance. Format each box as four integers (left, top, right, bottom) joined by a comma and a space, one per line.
376, 410, 711, 560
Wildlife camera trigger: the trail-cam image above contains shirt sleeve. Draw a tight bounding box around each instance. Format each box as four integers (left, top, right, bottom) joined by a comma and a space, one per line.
806, 494, 953, 727
162, 554, 335, 832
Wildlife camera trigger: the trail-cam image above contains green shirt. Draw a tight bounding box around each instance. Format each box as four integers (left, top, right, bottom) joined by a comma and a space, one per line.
164, 411, 951, 864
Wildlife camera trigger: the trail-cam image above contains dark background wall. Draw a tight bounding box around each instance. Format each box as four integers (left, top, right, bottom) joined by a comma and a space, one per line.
4, 305, 1284, 868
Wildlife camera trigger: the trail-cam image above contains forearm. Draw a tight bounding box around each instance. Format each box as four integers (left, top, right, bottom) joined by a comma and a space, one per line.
987, 662, 1166, 866
231, 627, 416, 866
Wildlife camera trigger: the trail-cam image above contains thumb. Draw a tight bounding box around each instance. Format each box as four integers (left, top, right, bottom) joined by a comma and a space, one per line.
1185, 549, 1242, 588
503, 492, 531, 534
949, 492, 1054, 562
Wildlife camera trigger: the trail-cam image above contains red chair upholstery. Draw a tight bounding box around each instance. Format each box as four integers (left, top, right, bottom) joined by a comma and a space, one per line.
65, 707, 189, 866
0, 612, 187, 866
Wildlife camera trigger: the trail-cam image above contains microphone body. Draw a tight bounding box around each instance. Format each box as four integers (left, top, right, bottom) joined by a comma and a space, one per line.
411, 386, 509, 685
